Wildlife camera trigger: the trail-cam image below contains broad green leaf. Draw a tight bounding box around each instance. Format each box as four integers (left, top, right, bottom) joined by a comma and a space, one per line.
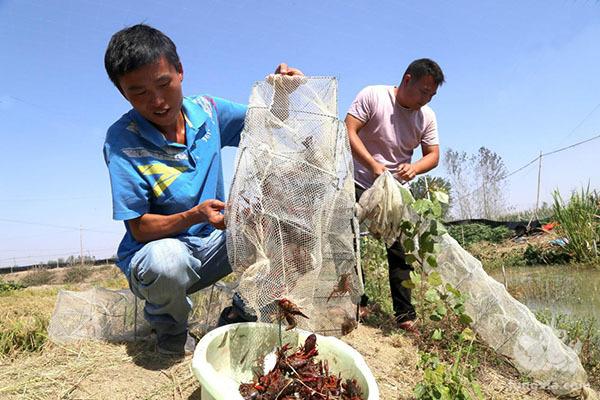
432, 328, 443, 341
413, 199, 432, 214
400, 187, 415, 205
445, 283, 461, 297
460, 327, 475, 341
433, 191, 449, 204
425, 288, 440, 302
409, 270, 421, 285
459, 314, 473, 325
402, 279, 416, 289
426, 255, 439, 269
429, 313, 443, 321
403, 238, 415, 252
420, 236, 435, 253
431, 201, 442, 218
427, 271, 442, 286
435, 304, 447, 317
405, 254, 418, 265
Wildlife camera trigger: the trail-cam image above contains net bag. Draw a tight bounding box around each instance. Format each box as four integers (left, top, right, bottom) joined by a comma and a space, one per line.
226, 75, 362, 336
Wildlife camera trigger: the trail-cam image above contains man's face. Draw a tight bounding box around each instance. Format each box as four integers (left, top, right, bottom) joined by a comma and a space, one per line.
118, 56, 184, 134
399, 74, 438, 110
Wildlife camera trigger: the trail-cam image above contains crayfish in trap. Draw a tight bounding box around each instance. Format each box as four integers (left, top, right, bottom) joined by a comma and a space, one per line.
239, 333, 365, 400
277, 298, 309, 330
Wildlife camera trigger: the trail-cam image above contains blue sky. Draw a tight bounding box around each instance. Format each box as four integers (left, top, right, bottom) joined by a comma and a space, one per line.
1, 0, 599, 267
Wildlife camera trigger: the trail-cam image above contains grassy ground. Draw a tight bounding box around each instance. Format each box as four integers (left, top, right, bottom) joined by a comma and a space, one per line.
0, 264, 566, 399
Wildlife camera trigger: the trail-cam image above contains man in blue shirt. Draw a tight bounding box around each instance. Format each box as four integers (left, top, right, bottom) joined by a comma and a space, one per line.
103, 24, 302, 355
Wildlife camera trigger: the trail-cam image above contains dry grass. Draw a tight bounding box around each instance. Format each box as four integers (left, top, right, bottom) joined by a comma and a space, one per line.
342, 324, 557, 400
0, 264, 569, 399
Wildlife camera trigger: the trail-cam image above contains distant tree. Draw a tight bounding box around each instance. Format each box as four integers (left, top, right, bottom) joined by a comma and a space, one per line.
444, 149, 475, 219
444, 146, 509, 219
410, 175, 452, 218
474, 147, 508, 218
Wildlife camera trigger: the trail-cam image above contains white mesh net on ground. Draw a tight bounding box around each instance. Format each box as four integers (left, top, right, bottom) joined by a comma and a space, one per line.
48, 284, 232, 343
226, 75, 362, 336
357, 172, 592, 397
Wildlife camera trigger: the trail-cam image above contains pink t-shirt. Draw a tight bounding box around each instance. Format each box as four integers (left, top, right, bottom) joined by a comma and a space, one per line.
347, 85, 439, 189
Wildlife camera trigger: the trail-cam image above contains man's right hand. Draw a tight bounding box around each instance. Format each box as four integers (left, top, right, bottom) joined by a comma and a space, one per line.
370, 162, 387, 178
195, 199, 226, 230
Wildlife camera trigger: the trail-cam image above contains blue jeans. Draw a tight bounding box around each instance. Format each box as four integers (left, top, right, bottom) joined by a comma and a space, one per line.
128, 229, 231, 337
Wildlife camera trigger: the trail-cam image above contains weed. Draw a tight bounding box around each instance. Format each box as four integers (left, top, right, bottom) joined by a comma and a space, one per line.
523, 243, 571, 265
20, 267, 53, 287
63, 265, 93, 283
552, 187, 599, 263
0, 279, 25, 293
536, 310, 600, 388
0, 313, 48, 356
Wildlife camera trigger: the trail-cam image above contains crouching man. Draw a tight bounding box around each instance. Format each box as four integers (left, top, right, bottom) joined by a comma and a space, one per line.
103, 24, 302, 355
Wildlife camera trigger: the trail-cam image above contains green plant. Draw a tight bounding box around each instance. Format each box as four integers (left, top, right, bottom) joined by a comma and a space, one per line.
360, 236, 394, 318
447, 224, 511, 247
414, 328, 484, 400
20, 267, 53, 287
391, 188, 484, 397
523, 244, 571, 265
0, 280, 25, 293
552, 187, 599, 263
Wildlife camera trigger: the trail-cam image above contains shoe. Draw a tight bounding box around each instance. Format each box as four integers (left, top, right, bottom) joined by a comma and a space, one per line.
156, 331, 196, 356
396, 319, 419, 335
217, 305, 257, 327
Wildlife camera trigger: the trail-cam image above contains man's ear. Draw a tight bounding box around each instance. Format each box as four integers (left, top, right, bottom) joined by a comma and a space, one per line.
177, 63, 184, 81
402, 73, 412, 87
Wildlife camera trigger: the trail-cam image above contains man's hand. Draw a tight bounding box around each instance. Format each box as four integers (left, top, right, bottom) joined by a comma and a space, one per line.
195, 199, 226, 230
274, 63, 304, 76
370, 162, 387, 178
394, 163, 417, 182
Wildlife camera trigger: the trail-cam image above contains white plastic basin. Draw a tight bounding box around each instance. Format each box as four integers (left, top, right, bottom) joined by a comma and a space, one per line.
192, 322, 379, 399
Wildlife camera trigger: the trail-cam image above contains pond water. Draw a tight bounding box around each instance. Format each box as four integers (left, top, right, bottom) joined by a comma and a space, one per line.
489, 265, 600, 321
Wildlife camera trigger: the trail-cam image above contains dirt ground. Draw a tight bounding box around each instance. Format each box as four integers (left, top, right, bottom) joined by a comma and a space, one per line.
0, 265, 561, 399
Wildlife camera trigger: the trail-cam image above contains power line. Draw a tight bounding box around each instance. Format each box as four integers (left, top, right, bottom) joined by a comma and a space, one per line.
451, 132, 600, 204
0, 218, 121, 234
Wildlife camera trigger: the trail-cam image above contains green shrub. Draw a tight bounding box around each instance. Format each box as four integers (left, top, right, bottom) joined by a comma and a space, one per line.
447, 224, 511, 247
552, 187, 599, 263
0, 280, 25, 293
20, 267, 53, 287
523, 244, 571, 265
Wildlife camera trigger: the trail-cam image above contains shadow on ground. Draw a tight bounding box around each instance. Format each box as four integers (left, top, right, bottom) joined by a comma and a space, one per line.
124, 338, 185, 370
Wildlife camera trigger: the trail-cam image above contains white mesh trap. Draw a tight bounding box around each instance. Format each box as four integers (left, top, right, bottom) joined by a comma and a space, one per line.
226, 75, 362, 336
357, 172, 591, 398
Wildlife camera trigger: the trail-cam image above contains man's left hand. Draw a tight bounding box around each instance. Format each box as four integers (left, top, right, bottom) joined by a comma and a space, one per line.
274, 63, 304, 76
395, 163, 417, 182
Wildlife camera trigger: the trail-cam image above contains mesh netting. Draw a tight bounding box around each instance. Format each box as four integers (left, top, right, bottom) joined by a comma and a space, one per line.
357, 172, 590, 397
226, 75, 362, 336
47, 287, 150, 343
48, 283, 233, 343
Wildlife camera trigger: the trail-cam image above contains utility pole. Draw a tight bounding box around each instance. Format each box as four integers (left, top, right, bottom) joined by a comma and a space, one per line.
528, 151, 543, 231
80, 225, 84, 267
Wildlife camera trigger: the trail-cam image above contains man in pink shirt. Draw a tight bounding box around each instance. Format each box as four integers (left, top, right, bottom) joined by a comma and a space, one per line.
346, 58, 445, 333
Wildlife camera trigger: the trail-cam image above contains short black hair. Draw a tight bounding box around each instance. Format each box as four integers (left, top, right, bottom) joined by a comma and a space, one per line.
404, 58, 445, 86
104, 24, 181, 92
